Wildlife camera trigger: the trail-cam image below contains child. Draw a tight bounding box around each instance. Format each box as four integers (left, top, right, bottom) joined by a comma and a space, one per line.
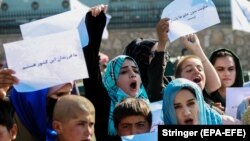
113, 97, 152, 137
52, 95, 95, 141
0, 99, 17, 141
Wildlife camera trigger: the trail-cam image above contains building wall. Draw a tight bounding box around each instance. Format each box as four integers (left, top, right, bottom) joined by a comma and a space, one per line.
1, 0, 250, 75
99, 25, 250, 72
1, 25, 250, 71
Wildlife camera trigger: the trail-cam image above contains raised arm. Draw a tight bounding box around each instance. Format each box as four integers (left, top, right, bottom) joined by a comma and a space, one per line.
83, 5, 111, 140
147, 18, 170, 101
83, 5, 107, 93
181, 34, 221, 94
156, 18, 169, 52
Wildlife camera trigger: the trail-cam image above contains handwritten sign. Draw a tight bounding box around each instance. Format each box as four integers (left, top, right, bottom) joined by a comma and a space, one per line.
3, 29, 88, 92
161, 0, 220, 42
225, 88, 250, 119
122, 131, 157, 141
149, 100, 164, 132
20, 9, 89, 47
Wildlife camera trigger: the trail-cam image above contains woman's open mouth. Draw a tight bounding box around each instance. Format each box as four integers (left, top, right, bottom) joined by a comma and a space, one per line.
193, 77, 201, 83
184, 118, 194, 125
130, 81, 137, 90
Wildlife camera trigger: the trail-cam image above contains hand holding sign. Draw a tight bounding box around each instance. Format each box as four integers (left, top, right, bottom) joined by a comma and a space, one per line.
161, 0, 220, 42
3, 29, 88, 92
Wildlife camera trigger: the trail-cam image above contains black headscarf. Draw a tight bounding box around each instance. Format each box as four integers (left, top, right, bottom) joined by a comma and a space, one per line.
209, 48, 243, 87
123, 38, 157, 88
207, 48, 244, 108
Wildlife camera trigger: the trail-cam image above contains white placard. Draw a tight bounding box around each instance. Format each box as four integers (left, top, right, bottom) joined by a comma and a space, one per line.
161, 0, 220, 42
3, 29, 88, 92
225, 87, 250, 118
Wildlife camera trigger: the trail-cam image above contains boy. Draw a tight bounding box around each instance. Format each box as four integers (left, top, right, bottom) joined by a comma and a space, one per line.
52, 95, 95, 141
0, 99, 17, 141
113, 97, 152, 136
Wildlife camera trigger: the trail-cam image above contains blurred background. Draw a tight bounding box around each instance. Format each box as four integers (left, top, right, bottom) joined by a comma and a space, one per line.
1, 0, 250, 82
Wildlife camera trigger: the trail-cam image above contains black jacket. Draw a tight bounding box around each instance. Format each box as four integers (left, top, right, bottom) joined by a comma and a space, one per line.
83, 11, 121, 141
206, 48, 244, 107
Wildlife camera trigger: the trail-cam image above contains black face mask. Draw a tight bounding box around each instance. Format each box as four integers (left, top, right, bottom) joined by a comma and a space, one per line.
46, 97, 58, 120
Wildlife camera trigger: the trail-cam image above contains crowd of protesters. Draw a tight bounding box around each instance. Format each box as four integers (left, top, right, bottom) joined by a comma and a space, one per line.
0, 4, 248, 141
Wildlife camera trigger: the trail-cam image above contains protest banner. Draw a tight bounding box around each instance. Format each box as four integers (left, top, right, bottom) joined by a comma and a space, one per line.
161, 0, 220, 42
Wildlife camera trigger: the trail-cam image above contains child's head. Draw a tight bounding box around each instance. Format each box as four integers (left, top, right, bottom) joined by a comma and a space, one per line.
113, 97, 152, 136
0, 99, 17, 141
52, 95, 95, 141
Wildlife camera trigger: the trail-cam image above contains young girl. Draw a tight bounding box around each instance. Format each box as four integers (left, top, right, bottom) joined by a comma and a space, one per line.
209, 48, 243, 109
83, 5, 149, 141
175, 34, 224, 114
162, 78, 222, 125
162, 78, 241, 125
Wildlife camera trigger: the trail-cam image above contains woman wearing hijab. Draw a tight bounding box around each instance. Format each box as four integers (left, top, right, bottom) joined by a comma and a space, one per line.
123, 18, 172, 102
208, 48, 244, 110
83, 5, 149, 141
162, 78, 221, 125
162, 78, 241, 125
0, 73, 73, 141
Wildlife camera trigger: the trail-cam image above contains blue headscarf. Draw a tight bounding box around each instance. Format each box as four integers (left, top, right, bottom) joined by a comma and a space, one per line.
162, 78, 222, 125
9, 88, 57, 141
102, 55, 149, 136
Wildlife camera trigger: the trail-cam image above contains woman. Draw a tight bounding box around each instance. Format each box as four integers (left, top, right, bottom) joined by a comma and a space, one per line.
10, 83, 73, 141
162, 78, 241, 125
123, 18, 172, 102
83, 5, 149, 141
0, 69, 73, 141
209, 48, 243, 109
162, 78, 221, 125
175, 34, 223, 114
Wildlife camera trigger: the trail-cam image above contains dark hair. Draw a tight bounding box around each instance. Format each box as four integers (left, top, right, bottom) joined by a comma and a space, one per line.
123, 38, 157, 88
0, 99, 15, 131
210, 50, 234, 65
113, 97, 152, 129
209, 48, 243, 87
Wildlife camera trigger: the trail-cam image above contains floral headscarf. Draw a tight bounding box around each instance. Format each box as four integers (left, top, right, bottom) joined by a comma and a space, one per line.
102, 55, 149, 135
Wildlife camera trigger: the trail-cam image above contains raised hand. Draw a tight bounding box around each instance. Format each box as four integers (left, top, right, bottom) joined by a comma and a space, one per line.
90, 4, 108, 17
156, 18, 169, 45
181, 33, 202, 54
